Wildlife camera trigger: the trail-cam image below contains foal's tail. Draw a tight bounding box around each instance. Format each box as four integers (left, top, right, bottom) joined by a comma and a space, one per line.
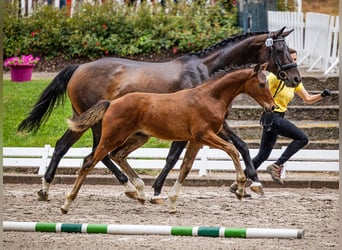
67, 101, 111, 132
17, 65, 79, 133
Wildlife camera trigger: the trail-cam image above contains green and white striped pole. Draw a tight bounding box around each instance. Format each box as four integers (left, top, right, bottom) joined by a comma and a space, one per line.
3, 222, 304, 239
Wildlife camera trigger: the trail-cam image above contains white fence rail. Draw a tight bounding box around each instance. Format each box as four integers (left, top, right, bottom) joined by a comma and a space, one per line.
268, 11, 305, 56
3, 145, 339, 178
268, 11, 339, 75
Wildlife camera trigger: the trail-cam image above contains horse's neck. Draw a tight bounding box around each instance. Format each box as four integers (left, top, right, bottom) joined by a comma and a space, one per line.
201, 37, 262, 75
205, 71, 247, 106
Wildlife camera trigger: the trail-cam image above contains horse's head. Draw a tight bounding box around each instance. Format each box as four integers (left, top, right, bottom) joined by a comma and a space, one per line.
246, 63, 276, 112
261, 27, 301, 87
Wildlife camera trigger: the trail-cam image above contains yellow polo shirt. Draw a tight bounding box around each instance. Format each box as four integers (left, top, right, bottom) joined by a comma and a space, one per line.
267, 73, 304, 113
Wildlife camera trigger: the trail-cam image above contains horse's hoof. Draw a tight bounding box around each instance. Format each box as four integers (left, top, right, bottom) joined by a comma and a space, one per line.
149, 196, 166, 205
235, 193, 243, 200
169, 209, 177, 214
124, 191, 138, 200
234, 190, 244, 200
137, 198, 146, 205
250, 182, 265, 196
60, 207, 68, 214
37, 189, 49, 201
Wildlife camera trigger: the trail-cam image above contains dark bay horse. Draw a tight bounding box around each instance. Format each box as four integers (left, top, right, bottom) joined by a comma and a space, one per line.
61, 64, 275, 214
18, 27, 300, 201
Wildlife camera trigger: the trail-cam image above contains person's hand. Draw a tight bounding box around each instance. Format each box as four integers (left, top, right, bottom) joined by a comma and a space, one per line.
321, 89, 331, 97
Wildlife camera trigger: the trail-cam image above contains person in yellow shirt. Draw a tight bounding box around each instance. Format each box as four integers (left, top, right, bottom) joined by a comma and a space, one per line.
253, 49, 331, 185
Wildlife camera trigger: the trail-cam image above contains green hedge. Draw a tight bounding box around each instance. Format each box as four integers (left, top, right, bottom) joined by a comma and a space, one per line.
4, 1, 240, 60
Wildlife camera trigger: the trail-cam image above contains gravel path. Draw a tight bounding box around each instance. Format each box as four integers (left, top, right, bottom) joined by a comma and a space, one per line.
3, 184, 339, 249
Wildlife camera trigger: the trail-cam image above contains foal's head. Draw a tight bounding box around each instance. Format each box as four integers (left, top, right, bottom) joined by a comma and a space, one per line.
246, 63, 275, 112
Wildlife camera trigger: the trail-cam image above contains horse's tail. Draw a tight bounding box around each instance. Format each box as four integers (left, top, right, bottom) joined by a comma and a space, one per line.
17, 65, 79, 133
67, 100, 111, 132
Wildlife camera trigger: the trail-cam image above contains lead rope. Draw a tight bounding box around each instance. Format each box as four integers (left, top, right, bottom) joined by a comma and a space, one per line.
260, 78, 284, 131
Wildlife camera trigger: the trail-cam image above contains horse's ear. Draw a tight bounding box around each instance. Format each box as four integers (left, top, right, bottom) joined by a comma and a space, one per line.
275, 27, 286, 38
260, 62, 268, 71
254, 63, 268, 73
281, 28, 294, 38
254, 64, 261, 73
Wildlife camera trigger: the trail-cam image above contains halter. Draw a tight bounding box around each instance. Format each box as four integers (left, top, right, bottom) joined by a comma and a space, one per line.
265, 34, 297, 81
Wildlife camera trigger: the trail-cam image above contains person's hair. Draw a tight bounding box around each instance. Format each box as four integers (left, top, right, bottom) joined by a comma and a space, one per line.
289, 48, 297, 54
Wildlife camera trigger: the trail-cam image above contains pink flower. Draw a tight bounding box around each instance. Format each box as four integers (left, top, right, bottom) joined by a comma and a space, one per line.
4, 54, 40, 67
172, 47, 178, 54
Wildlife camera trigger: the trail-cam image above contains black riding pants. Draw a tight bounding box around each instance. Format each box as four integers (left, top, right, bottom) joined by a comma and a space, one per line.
252, 112, 309, 169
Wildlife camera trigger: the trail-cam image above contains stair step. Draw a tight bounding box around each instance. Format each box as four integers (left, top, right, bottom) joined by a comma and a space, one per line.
233, 92, 338, 105
228, 120, 339, 141
243, 139, 339, 150
229, 105, 338, 121
301, 76, 338, 91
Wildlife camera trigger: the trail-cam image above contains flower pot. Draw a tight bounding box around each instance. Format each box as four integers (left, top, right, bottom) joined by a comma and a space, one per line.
10, 65, 35, 82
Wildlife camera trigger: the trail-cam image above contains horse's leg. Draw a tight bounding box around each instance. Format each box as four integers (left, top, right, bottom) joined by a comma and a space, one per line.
200, 131, 246, 200
61, 129, 128, 214
91, 122, 129, 185
61, 151, 104, 214
110, 132, 150, 204
152, 141, 188, 197
219, 122, 264, 195
38, 128, 84, 201
168, 142, 201, 213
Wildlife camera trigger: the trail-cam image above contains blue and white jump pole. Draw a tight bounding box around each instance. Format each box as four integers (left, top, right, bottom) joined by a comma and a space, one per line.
3, 222, 304, 239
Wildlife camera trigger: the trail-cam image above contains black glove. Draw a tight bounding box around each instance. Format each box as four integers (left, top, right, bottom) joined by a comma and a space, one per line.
321, 89, 331, 97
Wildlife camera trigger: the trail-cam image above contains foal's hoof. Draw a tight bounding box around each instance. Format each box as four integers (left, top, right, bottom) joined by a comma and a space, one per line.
250, 182, 265, 196
149, 196, 166, 205
60, 207, 68, 214
234, 192, 243, 200
37, 190, 49, 201
124, 191, 138, 200
137, 198, 146, 205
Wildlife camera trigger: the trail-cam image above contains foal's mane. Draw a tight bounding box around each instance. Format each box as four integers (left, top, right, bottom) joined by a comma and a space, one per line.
190, 31, 268, 58
204, 64, 256, 83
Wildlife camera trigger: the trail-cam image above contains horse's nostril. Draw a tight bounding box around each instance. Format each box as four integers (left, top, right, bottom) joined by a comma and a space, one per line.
295, 76, 301, 83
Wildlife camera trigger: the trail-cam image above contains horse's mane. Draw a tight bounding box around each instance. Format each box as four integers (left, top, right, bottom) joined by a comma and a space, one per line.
205, 64, 256, 82
190, 31, 269, 58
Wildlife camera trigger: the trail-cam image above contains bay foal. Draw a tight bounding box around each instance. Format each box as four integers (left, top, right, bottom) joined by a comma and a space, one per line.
61, 64, 275, 214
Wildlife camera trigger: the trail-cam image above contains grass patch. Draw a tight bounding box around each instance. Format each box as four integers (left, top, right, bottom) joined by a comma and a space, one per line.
3, 79, 171, 148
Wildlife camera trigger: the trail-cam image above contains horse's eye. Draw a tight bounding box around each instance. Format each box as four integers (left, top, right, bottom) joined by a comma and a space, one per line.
259, 83, 266, 88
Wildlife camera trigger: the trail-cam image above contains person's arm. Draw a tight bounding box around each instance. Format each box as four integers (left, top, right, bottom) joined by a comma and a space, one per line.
296, 88, 331, 104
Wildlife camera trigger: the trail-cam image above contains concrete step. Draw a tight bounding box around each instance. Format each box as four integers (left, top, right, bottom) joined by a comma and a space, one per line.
234, 92, 338, 105
300, 76, 338, 91
228, 120, 339, 142
229, 105, 339, 121
242, 139, 339, 150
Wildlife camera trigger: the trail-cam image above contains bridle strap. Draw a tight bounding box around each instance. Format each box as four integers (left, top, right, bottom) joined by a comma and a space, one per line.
266, 35, 297, 80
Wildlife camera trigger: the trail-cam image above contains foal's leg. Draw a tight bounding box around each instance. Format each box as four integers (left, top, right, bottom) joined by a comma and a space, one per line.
219, 122, 264, 195
91, 122, 129, 184
38, 128, 84, 201
38, 124, 129, 201
61, 130, 129, 214
152, 141, 188, 196
61, 149, 108, 214
200, 131, 246, 199
168, 142, 201, 213
110, 132, 150, 204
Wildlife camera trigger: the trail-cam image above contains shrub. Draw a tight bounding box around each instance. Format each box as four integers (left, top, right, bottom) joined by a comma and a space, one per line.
3, 1, 240, 60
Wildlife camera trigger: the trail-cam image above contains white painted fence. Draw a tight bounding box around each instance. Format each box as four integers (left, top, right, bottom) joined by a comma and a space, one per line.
267, 11, 305, 57
3, 145, 339, 178
268, 11, 339, 75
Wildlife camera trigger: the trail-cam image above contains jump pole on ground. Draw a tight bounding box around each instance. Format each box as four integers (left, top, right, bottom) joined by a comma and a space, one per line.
3, 221, 304, 239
